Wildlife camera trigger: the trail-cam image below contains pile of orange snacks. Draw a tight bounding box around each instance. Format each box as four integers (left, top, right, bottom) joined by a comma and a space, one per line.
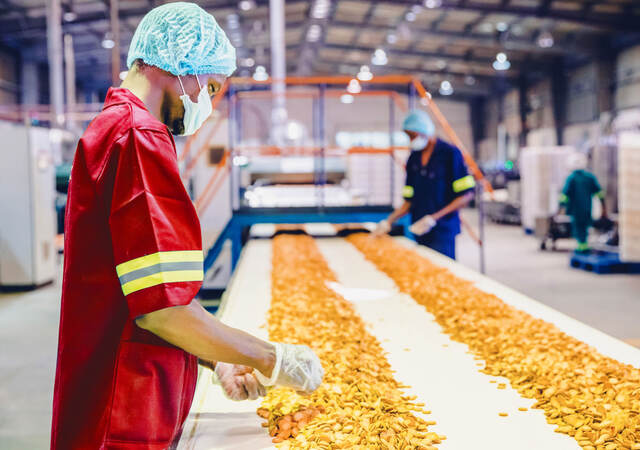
348, 234, 640, 450
257, 405, 323, 443
258, 234, 444, 449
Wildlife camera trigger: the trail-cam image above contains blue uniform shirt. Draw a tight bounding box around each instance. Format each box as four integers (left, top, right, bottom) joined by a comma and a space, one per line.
403, 138, 475, 236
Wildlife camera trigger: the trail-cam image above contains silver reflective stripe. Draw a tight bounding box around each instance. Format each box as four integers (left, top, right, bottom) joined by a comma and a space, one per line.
118, 261, 203, 285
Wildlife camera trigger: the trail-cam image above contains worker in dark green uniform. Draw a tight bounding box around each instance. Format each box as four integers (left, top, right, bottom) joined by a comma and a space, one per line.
559, 153, 607, 253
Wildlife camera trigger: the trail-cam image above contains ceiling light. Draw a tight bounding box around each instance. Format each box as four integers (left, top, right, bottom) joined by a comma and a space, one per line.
464, 75, 476, 86
340, 94, 354, 104
436, 59, 447, 70
537, 30, 554, 48
347, 78, 361, 94
493, 53, 511, 71
306, 24, 322, 42
424, 0, 442, 8
253, 65, 269, 81
119, 71, 128, 81
63, 11, 77, 22
386, 33, 397, 45
311, 0, 331, 19
405, 11, 416, 22
101, 32, 115, 49
496, 22, 508, 32
371, 48, 388, 66
439, 80, 453, 96
241, 57, 255, 67
238, 0, 255, 11
357, 65, 373, 81
493, 60, 511, 70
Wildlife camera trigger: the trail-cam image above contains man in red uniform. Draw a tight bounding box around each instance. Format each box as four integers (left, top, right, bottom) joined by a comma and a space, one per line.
51, 4, 323, 449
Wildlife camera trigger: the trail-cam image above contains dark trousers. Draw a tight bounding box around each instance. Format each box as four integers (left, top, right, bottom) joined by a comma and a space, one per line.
415, 230, 456, 259
570, 218, 589, 243
571, 217, 590, 251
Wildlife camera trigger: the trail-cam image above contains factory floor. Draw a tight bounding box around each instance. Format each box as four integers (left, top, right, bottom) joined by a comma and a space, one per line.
456, 209, 640, 344
1, 213, 639, 449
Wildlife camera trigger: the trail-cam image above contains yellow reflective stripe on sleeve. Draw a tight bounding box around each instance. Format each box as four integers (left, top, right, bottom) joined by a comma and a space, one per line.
121, 269, 204, 296
452, 175, 476, 193
116, 250, 203, 277
559, 193, 568, 203
402, 185, 414, 198
596, 191, 605, 199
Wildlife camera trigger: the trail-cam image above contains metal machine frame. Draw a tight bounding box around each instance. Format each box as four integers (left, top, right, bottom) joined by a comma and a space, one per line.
179, 75, 490, 273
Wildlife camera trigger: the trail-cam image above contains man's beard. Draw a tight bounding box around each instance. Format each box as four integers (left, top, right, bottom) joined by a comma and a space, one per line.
161, 92, 185, 135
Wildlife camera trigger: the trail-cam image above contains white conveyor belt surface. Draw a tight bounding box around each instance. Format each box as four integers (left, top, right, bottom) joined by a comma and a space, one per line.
178, 237, 640, 450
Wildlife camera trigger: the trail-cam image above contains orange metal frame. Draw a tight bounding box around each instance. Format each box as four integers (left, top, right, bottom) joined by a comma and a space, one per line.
233, 89, 408, 112
187, 75, 492, 215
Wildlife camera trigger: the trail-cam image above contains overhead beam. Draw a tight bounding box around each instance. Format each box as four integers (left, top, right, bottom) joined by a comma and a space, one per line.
385, 0, 640, 32
322, 43, 539, 69
311, 60, 500, 97
325, 20, 593, 56
0, 0, 292, 33
0, 3, 618, 55
314, 57, 516, 82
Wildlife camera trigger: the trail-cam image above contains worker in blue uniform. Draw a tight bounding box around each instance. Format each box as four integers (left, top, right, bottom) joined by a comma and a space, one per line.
559, 153, 607, 253
374, 110, 476, 259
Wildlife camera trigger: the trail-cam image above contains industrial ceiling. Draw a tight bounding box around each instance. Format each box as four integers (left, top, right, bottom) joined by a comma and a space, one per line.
1, 0, 639, 99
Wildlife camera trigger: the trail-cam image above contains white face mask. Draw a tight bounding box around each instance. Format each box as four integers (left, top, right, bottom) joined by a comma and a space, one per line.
410, 135, 429, 151
177, 74, 212, 136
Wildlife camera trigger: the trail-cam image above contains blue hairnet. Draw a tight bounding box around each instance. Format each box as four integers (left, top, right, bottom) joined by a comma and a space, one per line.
402, 110, 435, 137
127, 2, 236, 77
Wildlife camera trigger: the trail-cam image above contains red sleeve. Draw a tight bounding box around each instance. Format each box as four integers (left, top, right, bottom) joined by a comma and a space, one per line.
109, 128, 203, 319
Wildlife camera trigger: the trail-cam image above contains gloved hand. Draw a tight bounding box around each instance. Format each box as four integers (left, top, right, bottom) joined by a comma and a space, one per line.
253, 343, 324, 394
409, 215, 437, 235
213, 362, 266, 401
372, 219, 391, 237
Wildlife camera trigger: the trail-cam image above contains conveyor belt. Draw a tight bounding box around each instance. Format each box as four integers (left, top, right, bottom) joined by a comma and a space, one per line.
177, 237, 640, 450
248, 222, 377, 239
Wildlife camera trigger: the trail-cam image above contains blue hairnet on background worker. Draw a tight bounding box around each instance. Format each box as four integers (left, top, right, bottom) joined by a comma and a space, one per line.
559, 153, 607, 253
51, 3, 323, 449
374, 110, 476, 259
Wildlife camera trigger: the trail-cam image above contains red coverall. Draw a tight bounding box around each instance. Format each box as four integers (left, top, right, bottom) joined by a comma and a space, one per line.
51, 88, 203, 449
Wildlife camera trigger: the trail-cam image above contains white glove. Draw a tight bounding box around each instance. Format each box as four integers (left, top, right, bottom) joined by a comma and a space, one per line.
213, 362, 266, 401
409, 215, 437, 235
253, 343, 324, 394
373, 219, 391, 236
